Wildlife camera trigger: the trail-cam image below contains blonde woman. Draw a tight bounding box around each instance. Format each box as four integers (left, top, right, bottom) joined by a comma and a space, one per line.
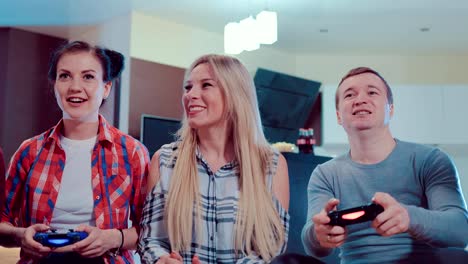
138, 54, 289, 264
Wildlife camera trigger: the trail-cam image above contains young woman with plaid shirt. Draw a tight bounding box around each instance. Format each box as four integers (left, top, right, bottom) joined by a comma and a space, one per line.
0, 41, 149, 264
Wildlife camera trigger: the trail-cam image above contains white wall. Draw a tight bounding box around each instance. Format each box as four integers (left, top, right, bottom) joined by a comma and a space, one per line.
294, 53, 468, 86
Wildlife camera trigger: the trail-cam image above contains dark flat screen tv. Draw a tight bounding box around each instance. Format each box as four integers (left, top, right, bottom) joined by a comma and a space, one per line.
254, 68, 321, 143
140, 114, 181, 156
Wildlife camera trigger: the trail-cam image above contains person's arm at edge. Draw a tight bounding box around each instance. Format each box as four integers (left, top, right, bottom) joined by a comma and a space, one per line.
0, 148, 5, 214
146, 149, 162, 194
272, 153, 290, 212
301, 166, 335, 258
0, 140, 31, 247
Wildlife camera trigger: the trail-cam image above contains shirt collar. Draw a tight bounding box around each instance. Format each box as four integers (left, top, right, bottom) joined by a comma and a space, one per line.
195, 144, 238, 170
46, 114, 114, 147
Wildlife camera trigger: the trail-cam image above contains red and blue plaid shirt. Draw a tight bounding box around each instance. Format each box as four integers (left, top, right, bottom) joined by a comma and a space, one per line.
2, 115, 149, 264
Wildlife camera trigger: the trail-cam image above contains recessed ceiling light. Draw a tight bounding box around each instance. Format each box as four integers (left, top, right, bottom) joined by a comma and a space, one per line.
420, 27, 430, 32
319, 29, 328, 33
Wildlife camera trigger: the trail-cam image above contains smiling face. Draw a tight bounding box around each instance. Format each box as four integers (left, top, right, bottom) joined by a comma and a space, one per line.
182, 63, 226, 130
54, 51, 111, 122
336, 72, 393, 133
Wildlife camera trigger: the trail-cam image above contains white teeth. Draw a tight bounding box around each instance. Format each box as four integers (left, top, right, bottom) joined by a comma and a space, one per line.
355, 110, 370, 115
68, 98, 85, 103
190, 106, 205, 111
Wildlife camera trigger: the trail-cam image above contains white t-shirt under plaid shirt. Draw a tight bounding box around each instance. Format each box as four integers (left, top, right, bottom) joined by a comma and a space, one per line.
138, 142, 289, 264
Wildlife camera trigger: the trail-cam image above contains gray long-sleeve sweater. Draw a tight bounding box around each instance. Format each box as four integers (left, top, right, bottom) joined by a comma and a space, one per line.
302, 139, 468, 263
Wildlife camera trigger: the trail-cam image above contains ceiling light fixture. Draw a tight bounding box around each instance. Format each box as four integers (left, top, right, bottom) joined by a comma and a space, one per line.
224, 10, 277, 54
224, 22, 243, 55
256, 10, 277, 44
240, 15, 260, 51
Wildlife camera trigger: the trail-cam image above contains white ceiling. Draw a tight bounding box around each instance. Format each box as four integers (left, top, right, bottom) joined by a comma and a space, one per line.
1, 0, 468, 55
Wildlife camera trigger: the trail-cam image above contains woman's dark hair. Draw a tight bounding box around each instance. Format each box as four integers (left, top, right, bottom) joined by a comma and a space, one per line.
48, 40, 124, 83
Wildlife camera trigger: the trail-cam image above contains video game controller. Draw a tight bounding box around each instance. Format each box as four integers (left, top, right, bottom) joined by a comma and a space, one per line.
328, 203, 384, 226
33, 229, 88, 247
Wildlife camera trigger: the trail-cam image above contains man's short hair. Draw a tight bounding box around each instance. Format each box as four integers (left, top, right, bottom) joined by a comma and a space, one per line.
335, 67, 393, 109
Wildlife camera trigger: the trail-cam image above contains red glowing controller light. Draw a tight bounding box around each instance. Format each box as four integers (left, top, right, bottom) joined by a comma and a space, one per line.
342, 210, 365, 220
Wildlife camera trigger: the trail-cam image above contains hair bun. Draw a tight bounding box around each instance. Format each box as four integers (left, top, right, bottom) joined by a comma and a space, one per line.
105, 49, 125, 80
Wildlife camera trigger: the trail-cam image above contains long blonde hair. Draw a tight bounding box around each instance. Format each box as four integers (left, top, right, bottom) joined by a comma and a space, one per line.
164, 54, 285, 261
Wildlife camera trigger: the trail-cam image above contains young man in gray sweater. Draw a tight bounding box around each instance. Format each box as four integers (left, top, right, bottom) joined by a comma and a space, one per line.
301, 67, 467, 263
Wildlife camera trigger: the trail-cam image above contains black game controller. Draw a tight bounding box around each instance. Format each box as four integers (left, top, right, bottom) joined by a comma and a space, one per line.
33, 229, 88, 247
328, 203, 384, 226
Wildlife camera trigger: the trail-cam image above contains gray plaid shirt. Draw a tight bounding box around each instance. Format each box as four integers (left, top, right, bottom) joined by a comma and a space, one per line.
138, 142, 289, 264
